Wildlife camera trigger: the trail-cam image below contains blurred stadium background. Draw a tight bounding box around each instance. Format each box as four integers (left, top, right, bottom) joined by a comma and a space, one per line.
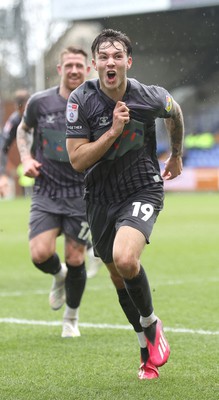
1, 0, 219, 195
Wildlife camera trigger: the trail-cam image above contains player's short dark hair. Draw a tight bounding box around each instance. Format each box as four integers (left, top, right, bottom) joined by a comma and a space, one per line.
59, 46, 88, 64
14, 89, 30, 108
91, 29, 132, 57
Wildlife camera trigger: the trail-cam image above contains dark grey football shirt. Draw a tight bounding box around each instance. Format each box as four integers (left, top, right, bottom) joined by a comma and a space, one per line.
24, 86, 84, 199
66, 78, 173, 205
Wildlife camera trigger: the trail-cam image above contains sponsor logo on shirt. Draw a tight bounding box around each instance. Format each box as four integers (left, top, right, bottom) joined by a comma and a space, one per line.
67, 103, 79, 123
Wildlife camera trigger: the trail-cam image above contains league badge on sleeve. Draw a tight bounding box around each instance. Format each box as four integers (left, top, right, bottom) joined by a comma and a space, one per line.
165, 95, 172, 113
67, 103, 79, 123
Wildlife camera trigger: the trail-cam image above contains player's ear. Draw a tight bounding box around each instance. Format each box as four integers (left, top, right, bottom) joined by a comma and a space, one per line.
126, 56, 132, 70
57, 64, 62, 76
92, 59, 97, 71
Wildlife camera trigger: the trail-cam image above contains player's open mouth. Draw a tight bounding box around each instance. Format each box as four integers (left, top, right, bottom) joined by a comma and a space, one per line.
107, 71, 116, 82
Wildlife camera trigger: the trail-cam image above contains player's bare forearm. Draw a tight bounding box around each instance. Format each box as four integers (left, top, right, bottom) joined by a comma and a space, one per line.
16, 120, 33, 162
17, 121, 41, 177
164, 100, 184, 158
67, 128, 120, 173
162, 101, 184, 180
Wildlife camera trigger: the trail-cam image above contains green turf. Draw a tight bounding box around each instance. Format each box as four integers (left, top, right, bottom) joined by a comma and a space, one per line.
0, 193, 218, 400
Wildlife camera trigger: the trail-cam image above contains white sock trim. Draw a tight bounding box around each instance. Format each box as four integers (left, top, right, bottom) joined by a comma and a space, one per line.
140, 312, 157, 328
63, 305, 79, 320
55, 263, 67, 281
136, 331, 147, 348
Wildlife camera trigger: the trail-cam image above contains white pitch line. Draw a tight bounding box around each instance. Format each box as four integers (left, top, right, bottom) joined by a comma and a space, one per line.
0, 276, 218, 297
0, 290, 48, 297
0, 318, 218, 336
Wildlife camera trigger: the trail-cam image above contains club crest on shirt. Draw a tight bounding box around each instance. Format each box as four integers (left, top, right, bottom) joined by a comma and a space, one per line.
67, 103, 79, 123
165, 95, 172, 112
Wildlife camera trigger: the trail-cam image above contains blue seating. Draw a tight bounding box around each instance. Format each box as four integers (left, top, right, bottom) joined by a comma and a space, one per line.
184, 145, 219, 167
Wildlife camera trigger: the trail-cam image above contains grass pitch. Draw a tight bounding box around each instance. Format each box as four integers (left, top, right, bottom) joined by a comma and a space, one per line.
0, 193, 218, 400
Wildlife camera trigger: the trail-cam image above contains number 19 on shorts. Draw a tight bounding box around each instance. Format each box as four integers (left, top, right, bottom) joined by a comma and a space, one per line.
132, 202, 154, 221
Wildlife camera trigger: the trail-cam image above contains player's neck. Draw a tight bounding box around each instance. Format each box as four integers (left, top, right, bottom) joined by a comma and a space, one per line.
59, 85, 71, 100
100, 80, 127, 102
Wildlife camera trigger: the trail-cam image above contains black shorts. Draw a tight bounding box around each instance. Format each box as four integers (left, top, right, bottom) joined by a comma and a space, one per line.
87, 186, 164, 263
29, 193, 90, 244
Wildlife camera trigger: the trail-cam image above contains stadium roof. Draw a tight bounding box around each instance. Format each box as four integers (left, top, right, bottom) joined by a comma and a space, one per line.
50, 2, 219, 121
51, 2, 219, 97
51, 0, 219, 20
94, 7, 219, 92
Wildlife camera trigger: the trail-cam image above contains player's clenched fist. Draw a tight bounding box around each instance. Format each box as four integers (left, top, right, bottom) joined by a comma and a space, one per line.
111, 101, 130, 137
22, 156, 42, 178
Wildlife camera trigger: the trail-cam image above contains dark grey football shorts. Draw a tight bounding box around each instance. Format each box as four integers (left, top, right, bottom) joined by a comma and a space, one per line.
29, 193, 90, 244
87, 186, 164, 264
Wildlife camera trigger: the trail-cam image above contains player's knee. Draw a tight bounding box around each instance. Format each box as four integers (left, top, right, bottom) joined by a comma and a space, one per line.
66, 250, 85, 266
30, 247, 53, 264
113, 252, 138, 279
113, 250, 135, 269
30, 240, 54, 264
